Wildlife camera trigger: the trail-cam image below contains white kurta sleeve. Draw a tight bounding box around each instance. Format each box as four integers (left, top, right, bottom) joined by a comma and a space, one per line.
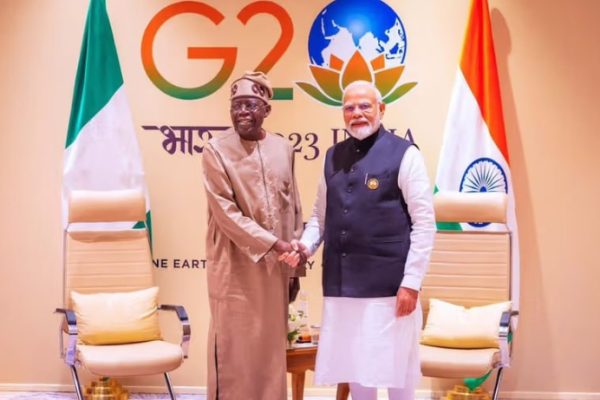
300, 173, 327, 256
398, 146, 436, 291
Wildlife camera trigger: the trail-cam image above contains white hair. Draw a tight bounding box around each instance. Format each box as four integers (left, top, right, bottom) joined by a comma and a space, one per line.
342, 80, 383, 103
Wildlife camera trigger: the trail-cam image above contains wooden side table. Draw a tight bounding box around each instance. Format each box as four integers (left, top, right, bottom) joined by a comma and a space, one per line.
286, 345, 350, 400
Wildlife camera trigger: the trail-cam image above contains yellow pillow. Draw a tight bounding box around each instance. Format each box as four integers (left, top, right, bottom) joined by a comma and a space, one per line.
421, 299, 511, 349
71, 287, 162, 345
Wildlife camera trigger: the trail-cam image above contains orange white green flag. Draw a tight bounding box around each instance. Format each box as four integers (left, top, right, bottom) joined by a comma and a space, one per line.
62, 0, 151, 238
435, 0, 520, 311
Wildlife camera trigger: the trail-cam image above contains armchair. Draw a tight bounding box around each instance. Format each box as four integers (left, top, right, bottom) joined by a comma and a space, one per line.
55, 190, 191, 400
420, 191, 518, 400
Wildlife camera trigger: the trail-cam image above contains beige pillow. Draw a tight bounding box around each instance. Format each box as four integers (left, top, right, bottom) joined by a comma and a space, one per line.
421, 298, 511, 349
71, 287, 162, 345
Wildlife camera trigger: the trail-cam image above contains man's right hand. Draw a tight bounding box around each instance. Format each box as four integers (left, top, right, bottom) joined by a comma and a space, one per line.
272, 239, 293, 254
278, 239, 309, 267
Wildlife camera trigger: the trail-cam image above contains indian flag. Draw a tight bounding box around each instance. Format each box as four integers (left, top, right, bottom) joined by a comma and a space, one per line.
435, 0, 520, 311
63, 0, 151, 238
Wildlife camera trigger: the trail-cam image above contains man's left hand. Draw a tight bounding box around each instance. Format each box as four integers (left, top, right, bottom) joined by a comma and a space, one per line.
395, 287, 419, 317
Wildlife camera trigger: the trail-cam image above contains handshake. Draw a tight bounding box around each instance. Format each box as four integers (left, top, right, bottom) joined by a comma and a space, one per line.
274, 239, 310, 267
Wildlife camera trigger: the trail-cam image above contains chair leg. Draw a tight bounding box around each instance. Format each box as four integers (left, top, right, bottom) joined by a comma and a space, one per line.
164, 372, 177, 400
69, 366, 84, 400
492, 367, 504, 400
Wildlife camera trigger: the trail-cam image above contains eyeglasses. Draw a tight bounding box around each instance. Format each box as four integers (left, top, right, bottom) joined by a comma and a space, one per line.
343, 102, 374, 114
231, 100, 267, 112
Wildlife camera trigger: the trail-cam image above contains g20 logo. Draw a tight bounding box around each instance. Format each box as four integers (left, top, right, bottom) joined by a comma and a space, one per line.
141, 1, 294, 100
297, 0, 417, 106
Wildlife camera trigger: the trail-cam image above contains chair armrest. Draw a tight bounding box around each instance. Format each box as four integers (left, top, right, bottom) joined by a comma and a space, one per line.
54, 308, 78, 366
159, 304, 191, 359
498, 310, 519, 367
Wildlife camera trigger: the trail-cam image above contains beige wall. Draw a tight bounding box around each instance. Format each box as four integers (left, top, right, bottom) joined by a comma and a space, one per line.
1, 0, 599, 396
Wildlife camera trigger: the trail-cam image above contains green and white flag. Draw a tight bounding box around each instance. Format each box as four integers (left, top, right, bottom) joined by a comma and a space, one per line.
63, 0, 151, 237
435, 0, 519, 311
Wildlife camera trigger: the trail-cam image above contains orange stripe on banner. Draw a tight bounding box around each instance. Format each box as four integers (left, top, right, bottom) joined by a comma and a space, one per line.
460, 0, 509, 163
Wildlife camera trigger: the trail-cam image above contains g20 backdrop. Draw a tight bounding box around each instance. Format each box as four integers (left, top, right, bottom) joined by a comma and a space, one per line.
65, 0, 469, 389
6, 0, 600, 395
140, 0, 419, 262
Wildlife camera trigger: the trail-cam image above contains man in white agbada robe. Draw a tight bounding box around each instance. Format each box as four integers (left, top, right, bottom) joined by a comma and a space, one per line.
282, 81, 435, 400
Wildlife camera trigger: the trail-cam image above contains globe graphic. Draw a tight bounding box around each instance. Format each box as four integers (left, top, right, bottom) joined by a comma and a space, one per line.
308, 0, 407, 69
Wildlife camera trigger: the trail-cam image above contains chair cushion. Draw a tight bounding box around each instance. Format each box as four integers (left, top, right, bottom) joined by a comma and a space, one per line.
78, 340, 183, 376
421, 298, 511, 348
420, 344, 499, 378
71, 287, 161, 345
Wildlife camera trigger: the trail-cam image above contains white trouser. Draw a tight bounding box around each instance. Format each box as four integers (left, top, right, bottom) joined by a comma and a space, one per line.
349, 382, 416, 400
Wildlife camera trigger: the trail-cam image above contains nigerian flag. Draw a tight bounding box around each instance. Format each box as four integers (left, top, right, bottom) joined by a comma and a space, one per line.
435, 0, 520, 311
63, 0, 151, 237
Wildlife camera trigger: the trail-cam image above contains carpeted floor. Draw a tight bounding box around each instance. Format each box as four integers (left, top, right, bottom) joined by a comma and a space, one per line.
0, 394, 203, 399
0, 394, 335, 400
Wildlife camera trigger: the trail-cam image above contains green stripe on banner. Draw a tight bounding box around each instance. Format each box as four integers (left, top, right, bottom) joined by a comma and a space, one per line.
436, 221, 463, 231
133, 211, 153, 251
65, 0, 123, 149
464, 369, 492, 391
434, 185, 463, 231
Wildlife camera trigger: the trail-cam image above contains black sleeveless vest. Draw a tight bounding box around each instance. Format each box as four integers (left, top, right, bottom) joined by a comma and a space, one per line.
323, 127, 413, 297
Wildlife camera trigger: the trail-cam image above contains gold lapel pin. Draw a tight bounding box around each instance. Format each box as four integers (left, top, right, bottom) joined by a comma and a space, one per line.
367, 177, 379, 190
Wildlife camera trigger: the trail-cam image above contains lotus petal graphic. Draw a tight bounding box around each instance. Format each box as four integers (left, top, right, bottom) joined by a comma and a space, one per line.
296, 51, 417, 106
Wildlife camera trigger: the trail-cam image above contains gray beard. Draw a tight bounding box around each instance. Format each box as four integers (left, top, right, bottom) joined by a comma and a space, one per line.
347, 122, 379, 141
